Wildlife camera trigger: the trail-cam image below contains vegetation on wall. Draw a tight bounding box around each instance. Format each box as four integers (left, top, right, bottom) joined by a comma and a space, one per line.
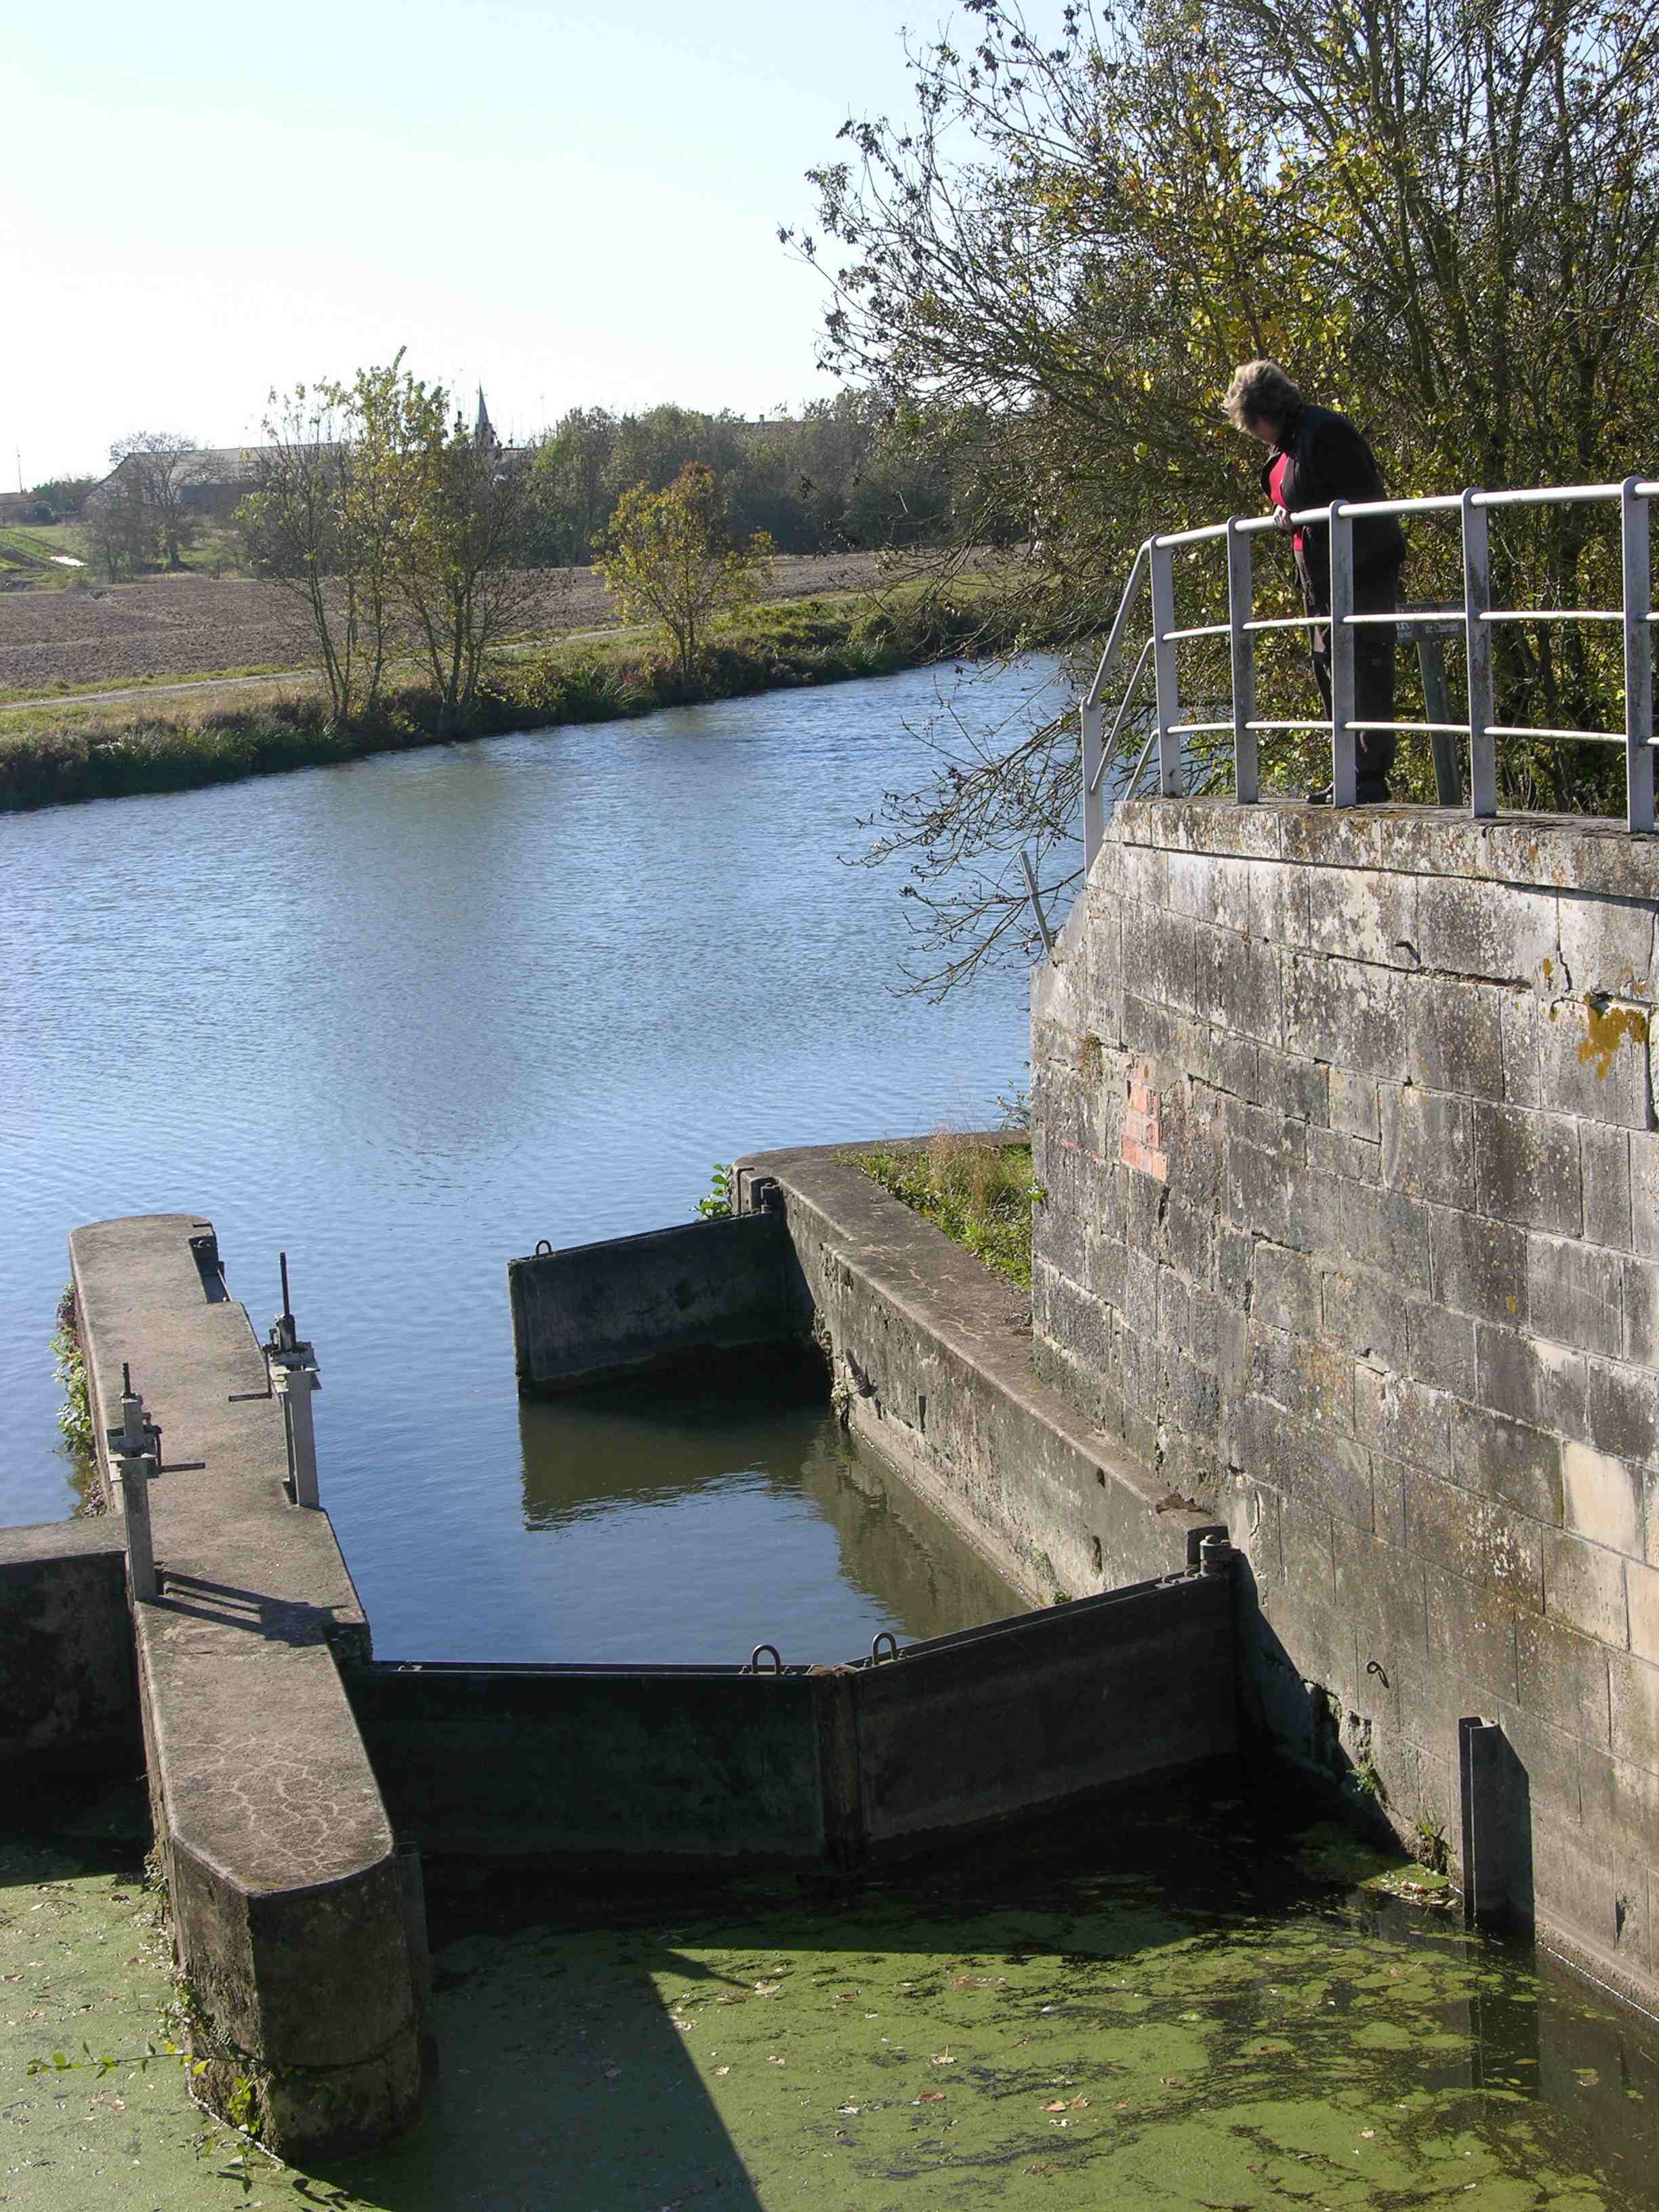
855, 1134, 1041, 1291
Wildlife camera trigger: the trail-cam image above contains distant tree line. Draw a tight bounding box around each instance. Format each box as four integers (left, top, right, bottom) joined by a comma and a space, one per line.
520, 390, 962, 565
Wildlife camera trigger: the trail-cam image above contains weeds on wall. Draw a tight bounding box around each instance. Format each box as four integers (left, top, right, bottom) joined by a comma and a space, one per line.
855, 1133, 1040, 1291
695, 1164, 737, 1220
51, 1284, 100, 1514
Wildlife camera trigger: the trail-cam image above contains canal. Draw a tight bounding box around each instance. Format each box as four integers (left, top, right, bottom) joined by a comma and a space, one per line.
0, 659, 1064, 1656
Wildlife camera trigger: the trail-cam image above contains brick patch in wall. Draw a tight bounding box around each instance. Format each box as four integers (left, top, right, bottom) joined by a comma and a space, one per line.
1122, 1071, 1168, 1182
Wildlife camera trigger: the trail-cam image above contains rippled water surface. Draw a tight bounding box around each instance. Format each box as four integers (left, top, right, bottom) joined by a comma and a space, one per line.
0, 661, 1067, 1654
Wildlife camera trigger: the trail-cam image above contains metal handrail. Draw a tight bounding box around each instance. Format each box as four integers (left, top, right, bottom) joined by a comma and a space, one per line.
1080, 474, 1656, 869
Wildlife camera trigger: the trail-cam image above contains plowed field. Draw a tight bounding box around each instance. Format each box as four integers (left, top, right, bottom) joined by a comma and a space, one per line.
0, 552, 892, 696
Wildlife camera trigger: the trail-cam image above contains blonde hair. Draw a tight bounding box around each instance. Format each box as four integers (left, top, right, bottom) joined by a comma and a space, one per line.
1224, 360, 1302, 434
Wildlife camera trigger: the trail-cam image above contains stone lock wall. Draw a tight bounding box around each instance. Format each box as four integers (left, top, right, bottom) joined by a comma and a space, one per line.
1031, 796, 1659, 2005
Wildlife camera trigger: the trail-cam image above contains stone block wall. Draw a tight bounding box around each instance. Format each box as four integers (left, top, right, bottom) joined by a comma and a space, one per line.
1030, 796, 1659, 2006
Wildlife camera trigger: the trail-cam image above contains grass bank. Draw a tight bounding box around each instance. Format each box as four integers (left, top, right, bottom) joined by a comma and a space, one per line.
856, 1132, 1040, 1292
0, 588, 1032, 815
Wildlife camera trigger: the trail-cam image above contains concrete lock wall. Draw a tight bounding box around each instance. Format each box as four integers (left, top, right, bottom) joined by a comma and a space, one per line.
1028, 796, 1659, 2008
731, 1145, 1224, 1606
68, 1215, 425, 2158
0, 1521, 142, 1779
509, 1212, 808, 1393
344, 1572, 1235, 1868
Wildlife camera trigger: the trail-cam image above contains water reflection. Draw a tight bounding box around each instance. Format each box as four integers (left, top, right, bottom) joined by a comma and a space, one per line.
514, 1377, 1022, 1665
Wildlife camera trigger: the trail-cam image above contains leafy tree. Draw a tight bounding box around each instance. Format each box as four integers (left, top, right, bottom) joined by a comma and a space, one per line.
28, 476, 98, 518
238, 372, 401, 720
389, 375, 535, 734
107, 432, 207, 568
596, 464, 775, 681
523, 408, 620, 565
787, 0, 1659, 989
82, 468, 153, 581
239, 358, 532, 731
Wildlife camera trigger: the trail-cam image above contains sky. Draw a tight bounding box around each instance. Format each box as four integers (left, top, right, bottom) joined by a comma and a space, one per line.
0, 0, 938, 485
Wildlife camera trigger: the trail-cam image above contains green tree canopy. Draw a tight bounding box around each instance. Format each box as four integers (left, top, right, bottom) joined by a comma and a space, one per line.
596, 463, 775, 681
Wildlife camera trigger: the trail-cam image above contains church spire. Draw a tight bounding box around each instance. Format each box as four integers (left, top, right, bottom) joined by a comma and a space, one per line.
474, 386, 497, 450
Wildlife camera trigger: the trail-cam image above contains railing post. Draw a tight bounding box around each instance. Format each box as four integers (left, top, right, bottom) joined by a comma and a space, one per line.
1081, 697, 1105, 870
1622, 476, 1655, 835
1148, 538, 1183, 796
1328, 504, 1357, 806
1462, 489, 1497, 817
1227, 516, 1256, 802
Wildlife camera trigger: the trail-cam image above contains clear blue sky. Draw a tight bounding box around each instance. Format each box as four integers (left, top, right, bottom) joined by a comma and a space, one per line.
1, 0, 943, 483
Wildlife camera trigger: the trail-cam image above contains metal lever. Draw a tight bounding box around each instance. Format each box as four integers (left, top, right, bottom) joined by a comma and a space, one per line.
265, 1251, 322, 1508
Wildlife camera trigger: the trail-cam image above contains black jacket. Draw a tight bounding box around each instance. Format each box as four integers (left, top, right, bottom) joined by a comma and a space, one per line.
1258, 403, 1407, 608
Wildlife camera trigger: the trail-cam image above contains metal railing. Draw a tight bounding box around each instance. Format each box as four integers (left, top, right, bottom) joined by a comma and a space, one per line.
1080, 476, 1659, 869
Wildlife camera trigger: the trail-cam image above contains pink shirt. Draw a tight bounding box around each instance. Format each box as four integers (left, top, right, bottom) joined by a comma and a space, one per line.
1268, 452, 1306, 554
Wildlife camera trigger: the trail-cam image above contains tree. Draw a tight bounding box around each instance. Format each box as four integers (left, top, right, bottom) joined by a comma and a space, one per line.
237, 373, 401, 721
28, 476, 98, 518
82, 468, 153, 581
238, 357, 533, 733
523, 408, 619, 564
107, 432, 207, 568
388, 373, 536, 735
595, 464, 775, 682
787, 0, 1659, 989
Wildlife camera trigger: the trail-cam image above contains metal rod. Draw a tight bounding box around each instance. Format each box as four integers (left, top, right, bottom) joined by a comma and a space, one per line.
1462, 491, 1496, 818
272, 1362, 321, 1510
1624, 476, 1656, 834
1485, 724, 1627, 743
1088, 636, 1155, 797
1328, 504, 1357, 806
1168, 721, 1233, 735
1228, 516, 1257, 803
1128, 720, 1159, 794
1244, 718, 1330, 731
1083, 541, 1151, 709
1080, 697, 1105, 872
1019, 849, 1055, 957
279, 1250, 293, 1332
116, 1449, 157, 1602
1414, 632, 1461, 802
1242, 615, 1323, 632
1161, 622, 1231, 642
1349, 719, 1468, 733
1473, 483, 1625, 509
1149, 538, 1183, 796
1479, 607, 1625, 623
1343, 609, 1456, 626
1154, 520, 1232, 548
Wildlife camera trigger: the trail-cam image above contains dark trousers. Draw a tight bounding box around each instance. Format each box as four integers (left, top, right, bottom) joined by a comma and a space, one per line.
1308, 574, 1399, 795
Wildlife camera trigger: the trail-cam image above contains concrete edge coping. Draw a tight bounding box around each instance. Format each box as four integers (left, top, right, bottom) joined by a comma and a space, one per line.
733, 1135, 1218, 1549
0, 1517, 127, 1565
1105, 795, 1659, 899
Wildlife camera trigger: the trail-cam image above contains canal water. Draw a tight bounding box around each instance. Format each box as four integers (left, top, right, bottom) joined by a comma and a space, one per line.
11, 1779, 1659, 2210
0, 659, 1066, 1658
